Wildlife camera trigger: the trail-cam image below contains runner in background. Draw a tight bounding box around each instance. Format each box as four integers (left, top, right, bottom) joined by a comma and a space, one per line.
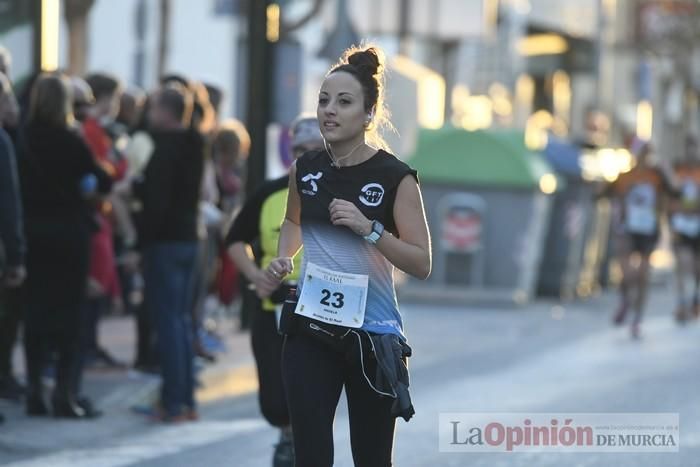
226, 115, 324, 467
605, 139, 675, 338
669, 135, 700, 323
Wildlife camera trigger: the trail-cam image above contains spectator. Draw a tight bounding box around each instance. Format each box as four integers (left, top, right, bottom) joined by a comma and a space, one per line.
123, 95, 157, 372
82, 72, 127, 369
71, 76, 95, 124
212, 119, 249, 216
211, 119, 250, 321
84, 72, 125, 178
116, 87, 146, 134
203, 83, 223, 121
135, 83, 203, 422
190, 81, 216, 137
0, 45, 11, 76
189, 80, 222, 363
18, 73, 112, 418
0, 71, 26, 402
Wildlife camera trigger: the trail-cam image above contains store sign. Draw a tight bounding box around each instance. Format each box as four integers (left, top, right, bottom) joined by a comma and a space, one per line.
636, 1, 699, 45
442, 205, 483, 253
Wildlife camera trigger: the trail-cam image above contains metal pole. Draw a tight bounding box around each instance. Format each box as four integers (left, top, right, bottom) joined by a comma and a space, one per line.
245, 0, 272, 196
32, 0, 42, 73
594, 0, 604, 110
398, 0, 410, 55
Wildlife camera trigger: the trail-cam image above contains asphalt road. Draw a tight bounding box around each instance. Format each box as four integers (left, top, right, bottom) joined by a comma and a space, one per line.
2, 287, 699, 467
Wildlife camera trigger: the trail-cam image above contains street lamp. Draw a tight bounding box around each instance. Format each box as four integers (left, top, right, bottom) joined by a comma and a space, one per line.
33, 0, 60, 72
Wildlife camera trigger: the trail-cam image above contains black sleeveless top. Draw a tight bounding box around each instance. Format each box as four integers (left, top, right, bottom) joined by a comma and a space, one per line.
295, 149, 418, 235
294, 148, 419, 337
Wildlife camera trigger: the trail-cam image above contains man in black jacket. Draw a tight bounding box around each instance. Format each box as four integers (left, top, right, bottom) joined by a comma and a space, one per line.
136, 83, 203, 422
0, 71, 25, 405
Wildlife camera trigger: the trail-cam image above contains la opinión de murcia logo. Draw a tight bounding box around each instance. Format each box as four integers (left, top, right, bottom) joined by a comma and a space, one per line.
439, 413, 679, 453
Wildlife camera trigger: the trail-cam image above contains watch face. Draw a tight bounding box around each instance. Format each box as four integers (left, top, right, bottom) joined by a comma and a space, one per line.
373, 221, 384, 235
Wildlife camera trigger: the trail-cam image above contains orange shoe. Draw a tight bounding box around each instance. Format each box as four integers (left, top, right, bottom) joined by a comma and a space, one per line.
185, 408, 199, 421
151, 410, 196, 424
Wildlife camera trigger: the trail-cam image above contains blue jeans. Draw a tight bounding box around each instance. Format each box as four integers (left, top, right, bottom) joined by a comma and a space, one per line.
143, 242, 198, 416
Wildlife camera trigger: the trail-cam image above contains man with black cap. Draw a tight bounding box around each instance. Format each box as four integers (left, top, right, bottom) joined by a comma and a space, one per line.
226, 115, 323, 467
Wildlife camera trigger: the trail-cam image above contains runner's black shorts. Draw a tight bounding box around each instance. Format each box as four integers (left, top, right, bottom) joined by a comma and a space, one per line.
627, 232, 659, 256
674, 233, 700, 254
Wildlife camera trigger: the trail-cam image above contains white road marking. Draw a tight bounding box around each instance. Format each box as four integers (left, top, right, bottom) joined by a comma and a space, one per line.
3, 419, 267, 467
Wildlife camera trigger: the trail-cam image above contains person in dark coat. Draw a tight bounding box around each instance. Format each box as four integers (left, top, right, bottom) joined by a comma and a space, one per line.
0, 70, 25, 409
18, 73, 112, 418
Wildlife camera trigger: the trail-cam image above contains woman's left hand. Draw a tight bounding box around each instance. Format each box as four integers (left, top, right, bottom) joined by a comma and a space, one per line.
329, 198, 371, 236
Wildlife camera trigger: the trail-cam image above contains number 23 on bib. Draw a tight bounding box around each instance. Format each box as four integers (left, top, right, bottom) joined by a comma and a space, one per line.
295, 262, 368, 328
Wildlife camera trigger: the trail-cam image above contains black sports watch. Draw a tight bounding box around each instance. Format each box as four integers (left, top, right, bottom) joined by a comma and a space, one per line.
363, 220, 384, 244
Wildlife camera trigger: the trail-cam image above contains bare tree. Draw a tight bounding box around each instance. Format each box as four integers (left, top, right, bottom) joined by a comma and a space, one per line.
64, 0, 95, 75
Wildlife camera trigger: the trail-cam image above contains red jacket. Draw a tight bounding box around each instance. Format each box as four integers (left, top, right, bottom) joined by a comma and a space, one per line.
83, 117, 127, 180
82, 117, 123, 299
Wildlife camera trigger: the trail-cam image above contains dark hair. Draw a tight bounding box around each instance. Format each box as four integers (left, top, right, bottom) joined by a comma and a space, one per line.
204, 83, 223, 116
329, 45, 393, 150
190, 81, 216, 134
155, 83, 193, 126
28, 73, 74, 128
161, 73, 190, 89
213, 119, 250, 160
85, 72, 121, 101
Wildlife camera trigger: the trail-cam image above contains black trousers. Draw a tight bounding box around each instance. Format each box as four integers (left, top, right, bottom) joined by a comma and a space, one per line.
71, 296, 108, 393
282, 332, 396, 467
250, 305, 289, 428
23, 224, 90, 400
0, 286, 22, 378
134, 299, 157, 367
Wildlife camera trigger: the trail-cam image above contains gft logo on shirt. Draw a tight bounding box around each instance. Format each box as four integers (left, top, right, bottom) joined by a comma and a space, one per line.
359, 183, 385, 207
301, 172, 323, 196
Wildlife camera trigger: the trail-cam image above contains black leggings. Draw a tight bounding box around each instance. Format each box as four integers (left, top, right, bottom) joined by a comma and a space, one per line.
282, 332, 396, 467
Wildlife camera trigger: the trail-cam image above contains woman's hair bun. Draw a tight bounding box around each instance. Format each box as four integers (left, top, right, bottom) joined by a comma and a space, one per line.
346, 47, 383, 77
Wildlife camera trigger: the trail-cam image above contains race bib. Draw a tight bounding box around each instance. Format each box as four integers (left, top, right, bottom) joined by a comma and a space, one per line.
671, 213, 700, 237
295, 262, 368, 328
624, 182, 657, 235
682, 181, 699, 203
625, 206, 656, 234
